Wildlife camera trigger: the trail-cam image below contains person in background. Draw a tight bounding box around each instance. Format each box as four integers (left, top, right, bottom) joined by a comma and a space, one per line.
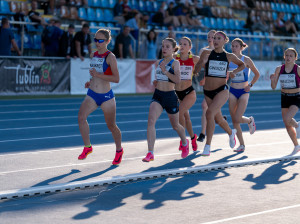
74, 23, 92, 61
42, 19, 63, 56
113, 25, 134, 59
146, 29, 157, 59
113, 0, 125, 25
28, 0, 47, 27
0, 18, 21, 56
59, 24, 76, 58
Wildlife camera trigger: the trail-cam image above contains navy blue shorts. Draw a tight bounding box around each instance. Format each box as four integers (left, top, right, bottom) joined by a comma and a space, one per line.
87, 88, 114, 106
152, 89, 179, 114
229, 86, 249, 99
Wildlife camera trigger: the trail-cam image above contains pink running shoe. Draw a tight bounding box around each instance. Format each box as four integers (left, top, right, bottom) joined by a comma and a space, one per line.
178, 140, 182, 151
78, 146, 93, 160
112, 148, 123, 165
179, 139, 189, 158
191, 134, 198, 151
142, 152, 154, 162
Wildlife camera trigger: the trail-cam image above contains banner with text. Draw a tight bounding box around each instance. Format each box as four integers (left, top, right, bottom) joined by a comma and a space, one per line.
70, 58, 136, 95
0, 58, 70, 95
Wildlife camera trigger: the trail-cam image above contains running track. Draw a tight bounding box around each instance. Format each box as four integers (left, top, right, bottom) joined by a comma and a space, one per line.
1, 92, 300, 224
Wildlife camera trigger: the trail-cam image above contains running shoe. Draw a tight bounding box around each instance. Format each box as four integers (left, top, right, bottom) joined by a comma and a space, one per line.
201, 144, 210, 156
234, 145, 245, 152
229, 129, 237, 148
112, 148, 124, 165
295, 122, 300, 139
191, 134, 198, 151
178, 140, 182, 151
291, 145, 300, 155
197, 133, 205, 142
78, 146, 93, 160
142, 152, 154, 162
179, 139, 189, 158
248, 116, 256, 135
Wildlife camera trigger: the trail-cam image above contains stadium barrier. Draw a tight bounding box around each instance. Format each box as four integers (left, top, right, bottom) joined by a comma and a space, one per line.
0, 56, 282, 96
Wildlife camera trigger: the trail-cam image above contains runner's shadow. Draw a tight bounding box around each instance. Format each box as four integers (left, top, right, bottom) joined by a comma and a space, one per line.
31, 169, 81, 187
73, 152, 247, 219
243, 160, 299, 190
70, 165, 118, 182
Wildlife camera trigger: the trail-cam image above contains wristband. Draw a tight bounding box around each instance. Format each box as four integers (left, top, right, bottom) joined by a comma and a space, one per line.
248, 83, 253, 87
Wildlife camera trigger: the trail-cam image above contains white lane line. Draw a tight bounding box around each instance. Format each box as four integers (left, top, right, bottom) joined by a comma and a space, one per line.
202, 204, 300, 224
0, 139, 292, 174
0, 114, 289, 131
0, 119, 288, 142
0, 105, 279, 114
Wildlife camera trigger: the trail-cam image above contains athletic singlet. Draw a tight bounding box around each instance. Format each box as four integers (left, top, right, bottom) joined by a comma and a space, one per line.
155, 59, 175, 83
279, 64, 300, 89
205, 50, 228, 79
175, 54, 194, 80
228, 55, 250, 83
90, 51, 112, 75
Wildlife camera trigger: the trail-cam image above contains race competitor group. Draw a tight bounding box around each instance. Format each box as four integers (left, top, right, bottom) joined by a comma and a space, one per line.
77, 28, 300, 165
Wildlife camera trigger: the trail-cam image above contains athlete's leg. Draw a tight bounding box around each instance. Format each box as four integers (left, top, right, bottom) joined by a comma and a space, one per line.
101, 98, 122, 150
78, 96, 98, 146
282, 106, 299, 146
147, 101, 163, 151
168, 112, 187, 144
201, 98, 208, 135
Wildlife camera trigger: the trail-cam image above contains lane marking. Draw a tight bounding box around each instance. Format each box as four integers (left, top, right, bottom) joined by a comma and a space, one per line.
0, 139, 292, 174
202, 203, 300, 224
1, 154, 299, 200
0, 119, 291, 143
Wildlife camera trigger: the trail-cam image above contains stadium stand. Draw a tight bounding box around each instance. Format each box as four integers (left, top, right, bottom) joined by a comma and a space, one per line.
0, 0, 299, 58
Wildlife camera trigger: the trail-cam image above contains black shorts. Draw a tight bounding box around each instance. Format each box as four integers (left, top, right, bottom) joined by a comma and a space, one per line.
152, 89, 179, 114
175, 86, 195, 101
203, 84, 229, 100
281, 92, 300, 108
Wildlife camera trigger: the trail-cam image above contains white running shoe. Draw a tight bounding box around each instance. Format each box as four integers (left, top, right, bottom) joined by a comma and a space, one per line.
248, 116, 256, 135
234, 145, 245, 152
295, 122, 300, 139
291, 145, 300, 155
229, 129, 237, 148
201, 144, 211, 156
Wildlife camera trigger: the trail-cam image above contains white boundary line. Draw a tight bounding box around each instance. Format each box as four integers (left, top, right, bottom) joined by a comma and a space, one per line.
202, 203, 300, 224
1, 154, 299, 200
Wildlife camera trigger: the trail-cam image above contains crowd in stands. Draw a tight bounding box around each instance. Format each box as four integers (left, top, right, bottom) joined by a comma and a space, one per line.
0, 0, 300, 58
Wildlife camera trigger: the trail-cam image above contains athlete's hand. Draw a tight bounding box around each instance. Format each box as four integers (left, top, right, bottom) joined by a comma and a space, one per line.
228, 71, 236, 78
199, 78, 205, 86
160, 61, 167, 74
85, 81, 90, 88
270, 74, 275, 81
153, 80, 158, 87
89, 68, 99, 77
244, 85, 251, 92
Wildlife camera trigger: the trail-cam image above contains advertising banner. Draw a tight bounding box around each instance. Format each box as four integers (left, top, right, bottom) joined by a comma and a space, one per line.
0, 57, 70, 95
70, 58, 136, 95
135, 60, 156, 93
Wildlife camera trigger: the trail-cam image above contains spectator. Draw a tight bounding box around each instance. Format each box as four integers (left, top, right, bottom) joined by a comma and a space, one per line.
122, 0, 139, 21
125, 12, 140, 40
165, 2, 181, 27
0, 18, 21, 56
42, 19, 63, 56
13, 6, 26, 33
113, 0, 125, 25
192, 0, 214, 18
245, 10, 270, 32
274, 12, 297, 37
141, 29, 157, 59
113, 25, 134, 59
74, 23, 92, 61
28, 0, 47, 27
59, 24, 76, 58
289, 13, 299, 32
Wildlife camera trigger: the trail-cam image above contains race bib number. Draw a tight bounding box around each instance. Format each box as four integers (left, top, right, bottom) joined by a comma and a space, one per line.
90, 57, 104, 73
208, 60, 228, 77
231, 71, 244, 82
279, 74, 296, 89
180, 65, 193, 80
156, 67, 168, 81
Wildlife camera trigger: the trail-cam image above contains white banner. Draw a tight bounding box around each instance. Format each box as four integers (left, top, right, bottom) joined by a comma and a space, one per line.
70, 58, 136, 95
249, 60, 282, 90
